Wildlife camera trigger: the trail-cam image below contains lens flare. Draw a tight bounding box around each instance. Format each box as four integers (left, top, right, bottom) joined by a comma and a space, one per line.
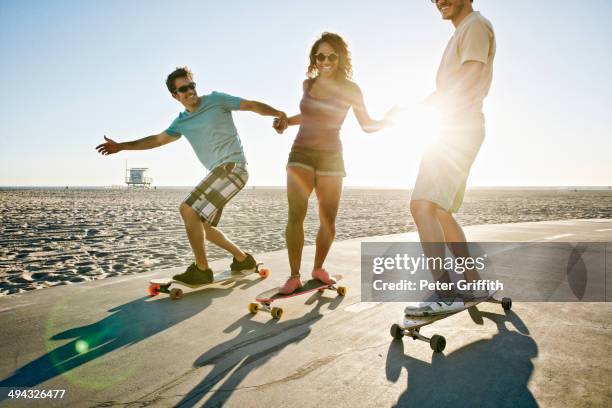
75, 340, 89, 354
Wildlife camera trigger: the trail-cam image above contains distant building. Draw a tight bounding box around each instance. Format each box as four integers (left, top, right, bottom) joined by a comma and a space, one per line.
125, 167, 152, 188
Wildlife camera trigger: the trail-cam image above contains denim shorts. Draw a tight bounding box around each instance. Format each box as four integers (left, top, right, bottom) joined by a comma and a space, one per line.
286, 146, 346, 177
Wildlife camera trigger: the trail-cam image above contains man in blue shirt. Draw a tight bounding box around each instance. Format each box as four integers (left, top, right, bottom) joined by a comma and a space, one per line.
96, 67, 287, 285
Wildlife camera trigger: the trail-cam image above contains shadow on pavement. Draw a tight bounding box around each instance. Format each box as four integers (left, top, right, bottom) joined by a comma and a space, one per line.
385, 309, 538, 408
175, 293, 345, 407
0, 277, 264, 397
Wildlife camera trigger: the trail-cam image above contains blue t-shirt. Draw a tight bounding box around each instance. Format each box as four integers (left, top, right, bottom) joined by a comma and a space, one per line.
165, 91, 246, 171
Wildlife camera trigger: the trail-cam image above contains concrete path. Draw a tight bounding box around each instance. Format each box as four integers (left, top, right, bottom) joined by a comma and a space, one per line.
0, 219, 610, 407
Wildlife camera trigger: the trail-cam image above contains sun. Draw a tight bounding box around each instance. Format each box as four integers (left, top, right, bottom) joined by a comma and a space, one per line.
385, 101, 442, 161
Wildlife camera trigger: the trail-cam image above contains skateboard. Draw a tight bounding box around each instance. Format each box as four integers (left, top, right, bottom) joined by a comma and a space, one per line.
148, 263, 269, 299
389, 291, 512, 352
248, 275, 346, 320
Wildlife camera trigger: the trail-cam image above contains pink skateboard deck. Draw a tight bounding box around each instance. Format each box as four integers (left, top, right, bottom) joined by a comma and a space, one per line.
249, 275, 346, 319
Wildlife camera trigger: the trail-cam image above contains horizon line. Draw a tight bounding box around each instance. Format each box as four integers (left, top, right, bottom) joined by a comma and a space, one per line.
1, 185, 611, 190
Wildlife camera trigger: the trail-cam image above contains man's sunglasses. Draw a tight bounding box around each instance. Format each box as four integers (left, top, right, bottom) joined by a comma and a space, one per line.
175, 82, 196, 93
315, 53, 339, 63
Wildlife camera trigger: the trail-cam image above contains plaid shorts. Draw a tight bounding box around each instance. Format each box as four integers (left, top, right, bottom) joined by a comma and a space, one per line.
184, 163, 249, 226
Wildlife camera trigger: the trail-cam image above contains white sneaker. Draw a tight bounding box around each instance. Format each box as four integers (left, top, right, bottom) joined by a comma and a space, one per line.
459, 288, 492, 302
403, 302, 430, 314
404, 299, 465, 317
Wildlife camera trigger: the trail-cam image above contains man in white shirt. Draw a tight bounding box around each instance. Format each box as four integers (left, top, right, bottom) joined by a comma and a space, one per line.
408, 0, 496, 315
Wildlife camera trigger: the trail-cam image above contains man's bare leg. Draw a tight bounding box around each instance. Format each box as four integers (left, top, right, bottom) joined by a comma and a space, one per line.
435, 208, 481, 282
179, 202, 209, 270
410, 200, 453, 290
202, 223, 247, 261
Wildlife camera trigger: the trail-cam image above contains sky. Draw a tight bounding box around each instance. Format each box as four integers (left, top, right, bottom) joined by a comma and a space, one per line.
0, 0, 610, 187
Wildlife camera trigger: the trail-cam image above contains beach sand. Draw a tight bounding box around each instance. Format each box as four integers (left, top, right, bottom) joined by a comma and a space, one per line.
1, 187, 611, 295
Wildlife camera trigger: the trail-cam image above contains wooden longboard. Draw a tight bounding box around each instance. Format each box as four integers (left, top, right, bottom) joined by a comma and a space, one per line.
404, 290, 500, 319
248, 275, 346, 319
391, 290, 512, 352
148, 264, 269, 299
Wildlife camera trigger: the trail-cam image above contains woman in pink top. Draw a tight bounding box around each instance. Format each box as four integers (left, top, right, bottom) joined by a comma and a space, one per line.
274, 32, 397, 294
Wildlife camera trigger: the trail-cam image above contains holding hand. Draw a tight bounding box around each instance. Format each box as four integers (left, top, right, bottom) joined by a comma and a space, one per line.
273, 112, 288, 134
383, 106, 402, 127
96, 136, 122, 155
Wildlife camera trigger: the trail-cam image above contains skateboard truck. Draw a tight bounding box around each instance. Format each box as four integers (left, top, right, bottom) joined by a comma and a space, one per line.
248, 302, 284, 319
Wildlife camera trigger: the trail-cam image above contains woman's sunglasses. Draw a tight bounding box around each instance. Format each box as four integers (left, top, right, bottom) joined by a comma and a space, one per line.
176, 82, 196, 93
315, 53, 338, 63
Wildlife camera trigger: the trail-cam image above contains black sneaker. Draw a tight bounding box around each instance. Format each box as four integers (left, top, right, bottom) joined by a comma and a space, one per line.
230, 253, 257, 272
173, 263, 213, 286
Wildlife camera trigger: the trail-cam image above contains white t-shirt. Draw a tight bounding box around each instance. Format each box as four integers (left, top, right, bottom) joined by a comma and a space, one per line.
436, 11, 495, 117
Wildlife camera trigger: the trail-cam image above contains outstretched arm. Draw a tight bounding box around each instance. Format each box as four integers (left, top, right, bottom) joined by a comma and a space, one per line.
240, 99, 288, 134
272, 79, 312, 134
350, 83, 396, 133
96, 132, 178, 155
286, 114, 301, 126
240, 100, 286, 120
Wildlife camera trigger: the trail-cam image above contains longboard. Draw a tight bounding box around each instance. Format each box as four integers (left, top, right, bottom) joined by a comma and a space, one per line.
390, 290, 512, 352
248, 275, 346, 319
148, 263, 269, 299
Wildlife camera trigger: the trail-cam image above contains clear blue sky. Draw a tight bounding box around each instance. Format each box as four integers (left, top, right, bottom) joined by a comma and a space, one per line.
1, 0, 610, 187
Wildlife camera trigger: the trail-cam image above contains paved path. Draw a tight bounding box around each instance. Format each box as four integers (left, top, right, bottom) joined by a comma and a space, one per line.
0, 219, 610, 407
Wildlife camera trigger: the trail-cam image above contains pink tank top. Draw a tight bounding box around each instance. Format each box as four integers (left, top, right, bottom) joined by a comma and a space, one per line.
292, 81, 351, 151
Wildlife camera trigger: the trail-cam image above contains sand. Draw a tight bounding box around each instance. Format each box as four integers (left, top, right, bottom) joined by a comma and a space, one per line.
1, 187, 611, 295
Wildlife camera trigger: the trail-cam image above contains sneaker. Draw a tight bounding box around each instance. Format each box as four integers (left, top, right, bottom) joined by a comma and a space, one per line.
458, 288, 492, 302
279, 276, 302, 295
230, 253, 257, 273
311, 268, 336, 284
404, 297, 465, 317
173, 263, 213, 286
403, 292, 439, 315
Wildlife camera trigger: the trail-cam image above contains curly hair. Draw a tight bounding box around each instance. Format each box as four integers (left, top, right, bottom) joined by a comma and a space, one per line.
307, 32, 353, 82
166, 66, 194, 94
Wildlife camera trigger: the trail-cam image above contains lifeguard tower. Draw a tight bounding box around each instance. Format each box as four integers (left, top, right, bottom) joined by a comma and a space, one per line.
125, 167, 152, 188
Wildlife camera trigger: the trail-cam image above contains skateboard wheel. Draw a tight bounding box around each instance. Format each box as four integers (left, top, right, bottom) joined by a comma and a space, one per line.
170, 288, 183, 299
148, 284, 161, 297
248, 302, 260, 314
430, 335, 446, 352
502, 297, 512, 310
271, 307, 283, 320
337, 286, 347, 296
258, 267, 270, 278
390, 324, 404, 339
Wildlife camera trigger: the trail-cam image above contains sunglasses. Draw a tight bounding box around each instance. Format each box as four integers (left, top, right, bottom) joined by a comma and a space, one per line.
175, 82, 196, 93
315, 53, 338, 63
